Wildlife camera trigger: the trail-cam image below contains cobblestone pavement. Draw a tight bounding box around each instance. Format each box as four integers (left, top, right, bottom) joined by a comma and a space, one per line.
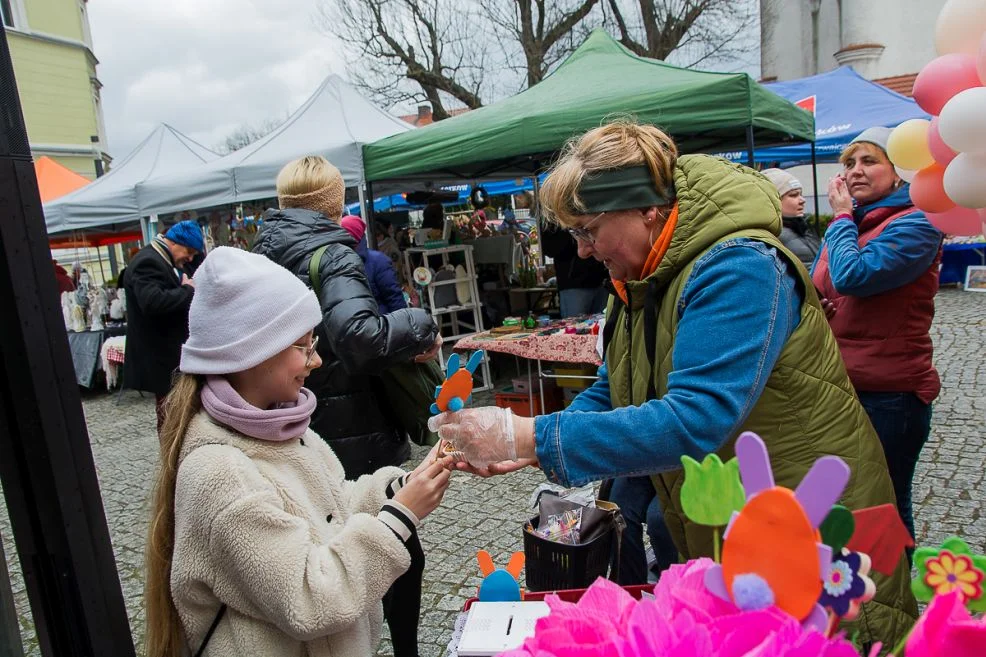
2, 287, 985, 656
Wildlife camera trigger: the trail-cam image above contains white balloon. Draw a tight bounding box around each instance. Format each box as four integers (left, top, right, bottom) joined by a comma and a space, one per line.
944, 152, 986, 208
936, 0, 986, 56
896, 166, 917, 182
938, 87, 986, 153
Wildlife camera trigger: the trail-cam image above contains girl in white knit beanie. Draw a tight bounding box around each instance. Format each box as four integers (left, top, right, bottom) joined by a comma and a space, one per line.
144, 247, 453, 657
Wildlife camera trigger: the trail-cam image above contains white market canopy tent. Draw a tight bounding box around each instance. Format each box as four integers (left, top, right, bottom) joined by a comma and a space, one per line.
44, 124, 218, 235
138, 75, 412, 216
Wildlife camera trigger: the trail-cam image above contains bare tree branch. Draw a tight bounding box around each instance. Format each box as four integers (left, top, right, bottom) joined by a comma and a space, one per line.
604, 0, 758, 69
485, 0, 601, 88
214, 116, 285, 155
318, 0, 486, 120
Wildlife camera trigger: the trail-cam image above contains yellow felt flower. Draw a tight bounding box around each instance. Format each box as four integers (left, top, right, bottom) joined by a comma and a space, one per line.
924, 549, 984, 601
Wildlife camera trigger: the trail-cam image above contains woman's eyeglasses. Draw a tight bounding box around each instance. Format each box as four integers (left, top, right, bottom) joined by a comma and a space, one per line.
292, 334, 320, 368
567, 211, 607, 245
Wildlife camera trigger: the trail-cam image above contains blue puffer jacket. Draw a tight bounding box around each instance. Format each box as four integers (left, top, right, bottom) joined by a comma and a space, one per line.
355, 237, 407, 314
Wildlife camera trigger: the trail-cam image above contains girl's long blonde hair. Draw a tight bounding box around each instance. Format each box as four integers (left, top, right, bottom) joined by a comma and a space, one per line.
539, 118, 678, 227
145, 373, 204, 657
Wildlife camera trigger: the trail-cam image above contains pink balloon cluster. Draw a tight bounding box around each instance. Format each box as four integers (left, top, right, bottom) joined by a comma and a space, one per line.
890, 2, 986, 237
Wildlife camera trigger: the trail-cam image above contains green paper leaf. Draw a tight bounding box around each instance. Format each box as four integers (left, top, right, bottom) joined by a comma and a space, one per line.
819, 505, 855, 554
911, 536, 986, 612
679, 453, 745, 527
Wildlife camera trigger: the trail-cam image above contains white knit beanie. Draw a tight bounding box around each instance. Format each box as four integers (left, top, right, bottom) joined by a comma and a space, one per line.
180, 247, 322, 375
761, 168, 803, 198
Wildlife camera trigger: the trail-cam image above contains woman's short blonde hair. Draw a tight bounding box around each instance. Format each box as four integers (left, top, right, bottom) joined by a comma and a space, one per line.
838, 141, 889, 167
276, 155, 339, 197
539, 118, 678, 227
276, 155, 345, 220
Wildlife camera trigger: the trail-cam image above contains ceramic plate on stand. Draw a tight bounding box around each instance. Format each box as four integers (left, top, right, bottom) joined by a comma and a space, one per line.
455, 265, 471, 304
413, 267, 433, 286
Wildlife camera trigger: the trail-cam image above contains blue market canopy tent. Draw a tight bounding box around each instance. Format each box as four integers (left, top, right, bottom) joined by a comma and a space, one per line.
719, 67, 929, 164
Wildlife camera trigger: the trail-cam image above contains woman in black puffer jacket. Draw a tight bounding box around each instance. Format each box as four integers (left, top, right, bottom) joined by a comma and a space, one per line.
253, 155, 440, 479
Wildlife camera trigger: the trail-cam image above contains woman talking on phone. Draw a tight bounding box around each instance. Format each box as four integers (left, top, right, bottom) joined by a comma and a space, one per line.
813, 127, 943, 548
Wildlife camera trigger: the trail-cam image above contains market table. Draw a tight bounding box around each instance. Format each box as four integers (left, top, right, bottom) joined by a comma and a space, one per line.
940, 240, 986, 286
66, 324, 126, 388
454, 316, 603, 415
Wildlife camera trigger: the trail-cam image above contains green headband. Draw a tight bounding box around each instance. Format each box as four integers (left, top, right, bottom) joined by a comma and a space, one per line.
574, 165, 675, 214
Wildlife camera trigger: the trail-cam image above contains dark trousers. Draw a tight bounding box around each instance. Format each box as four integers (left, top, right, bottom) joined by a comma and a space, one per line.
857, 391, 933, 552
383, 532, 425, 657
608, 475, 677, 585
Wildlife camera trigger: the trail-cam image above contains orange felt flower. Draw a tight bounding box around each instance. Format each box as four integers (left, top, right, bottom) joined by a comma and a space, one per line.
923, 549, 985, 601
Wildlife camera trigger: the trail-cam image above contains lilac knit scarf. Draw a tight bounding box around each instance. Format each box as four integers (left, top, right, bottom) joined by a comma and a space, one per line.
200, 376, 316, 442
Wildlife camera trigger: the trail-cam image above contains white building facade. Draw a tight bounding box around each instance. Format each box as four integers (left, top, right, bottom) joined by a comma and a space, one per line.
760, 0, 946, 86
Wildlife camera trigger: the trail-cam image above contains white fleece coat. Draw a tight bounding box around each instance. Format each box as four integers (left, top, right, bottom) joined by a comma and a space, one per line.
170, 412, 412, 657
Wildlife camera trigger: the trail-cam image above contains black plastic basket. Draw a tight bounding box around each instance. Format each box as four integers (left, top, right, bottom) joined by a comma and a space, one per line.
523, 515, 615, 592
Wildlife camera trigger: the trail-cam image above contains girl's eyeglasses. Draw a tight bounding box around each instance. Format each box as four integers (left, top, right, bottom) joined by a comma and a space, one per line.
292, 334, 320, 368
567, 211, 607, 245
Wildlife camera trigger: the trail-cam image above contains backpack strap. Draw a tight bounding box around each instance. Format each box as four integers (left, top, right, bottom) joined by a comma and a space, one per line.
193, 604, 227, 657
307, 244, 330, 296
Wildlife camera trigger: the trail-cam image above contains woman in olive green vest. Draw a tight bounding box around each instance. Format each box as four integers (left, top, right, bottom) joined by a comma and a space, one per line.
430, 119, 917, 650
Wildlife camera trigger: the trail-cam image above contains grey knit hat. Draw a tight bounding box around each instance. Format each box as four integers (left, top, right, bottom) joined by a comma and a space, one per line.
849, 126, 893, 154
180, 247, 322, 374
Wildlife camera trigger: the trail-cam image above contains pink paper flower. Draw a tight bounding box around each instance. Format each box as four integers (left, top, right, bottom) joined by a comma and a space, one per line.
500, 561, 857, 657
904, 590, 986, 657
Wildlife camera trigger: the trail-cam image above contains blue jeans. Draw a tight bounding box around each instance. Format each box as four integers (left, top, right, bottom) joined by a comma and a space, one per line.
559, 287, 609, 318
608, 475, 677, 585
856, 391, 932, 548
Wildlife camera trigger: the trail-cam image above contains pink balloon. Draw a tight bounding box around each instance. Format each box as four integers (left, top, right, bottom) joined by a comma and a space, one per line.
913, 53, 983, 115
927, 205, 984, 236
910, 164, 956, 213
979, 32, 986, 84
928, 116, 957, 166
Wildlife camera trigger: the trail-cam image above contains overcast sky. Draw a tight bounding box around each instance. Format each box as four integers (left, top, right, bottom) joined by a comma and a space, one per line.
89, 0, 344, 159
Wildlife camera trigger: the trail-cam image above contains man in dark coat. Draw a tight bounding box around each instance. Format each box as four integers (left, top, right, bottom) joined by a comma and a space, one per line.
123, 220, 202, 430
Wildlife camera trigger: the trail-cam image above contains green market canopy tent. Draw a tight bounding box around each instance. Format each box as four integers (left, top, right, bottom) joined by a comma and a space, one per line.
363, 30, 815, 185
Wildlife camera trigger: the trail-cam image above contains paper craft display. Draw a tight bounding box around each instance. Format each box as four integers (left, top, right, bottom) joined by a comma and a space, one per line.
913, 536, 986, 611
819, 548, 876, 621
845, 504, 915, 575
704, 432, 850, 629
679, 452, 745, 562
431, 350, 485, 415
819, 505, 855, 555
476, 550, 524, 602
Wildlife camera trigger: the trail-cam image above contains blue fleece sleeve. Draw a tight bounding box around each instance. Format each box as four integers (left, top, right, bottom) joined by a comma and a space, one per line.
533, 240, 802, 487
824, 212, 942, 297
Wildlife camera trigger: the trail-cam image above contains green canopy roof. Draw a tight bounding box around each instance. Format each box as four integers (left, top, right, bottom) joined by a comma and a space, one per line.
363, 30, 814, 184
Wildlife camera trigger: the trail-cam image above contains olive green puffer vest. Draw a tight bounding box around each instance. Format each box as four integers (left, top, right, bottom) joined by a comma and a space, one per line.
604, 155, 916, 650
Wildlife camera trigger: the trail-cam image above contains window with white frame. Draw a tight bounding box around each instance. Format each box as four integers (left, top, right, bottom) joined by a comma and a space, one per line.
1, 0, 15, 28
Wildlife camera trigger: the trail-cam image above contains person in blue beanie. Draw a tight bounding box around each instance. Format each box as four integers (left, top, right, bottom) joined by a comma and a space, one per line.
124, 219, 203, 430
